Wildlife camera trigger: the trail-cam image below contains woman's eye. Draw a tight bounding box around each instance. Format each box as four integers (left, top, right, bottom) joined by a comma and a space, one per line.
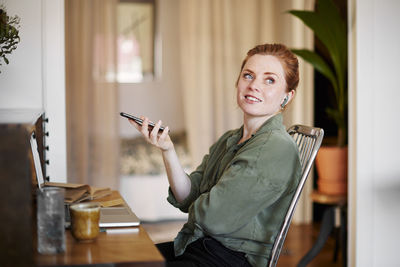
243, 73, 253, 80
266, 78, 274, 84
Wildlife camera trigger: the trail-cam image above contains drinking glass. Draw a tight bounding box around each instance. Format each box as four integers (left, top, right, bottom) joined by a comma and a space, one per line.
37, 187, 66, 254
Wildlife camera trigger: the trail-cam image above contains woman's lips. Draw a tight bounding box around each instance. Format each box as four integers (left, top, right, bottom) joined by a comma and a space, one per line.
245, 95, 262, 103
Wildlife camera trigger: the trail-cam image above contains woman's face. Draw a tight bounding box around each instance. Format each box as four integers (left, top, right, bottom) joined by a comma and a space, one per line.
236, 54, 288, 121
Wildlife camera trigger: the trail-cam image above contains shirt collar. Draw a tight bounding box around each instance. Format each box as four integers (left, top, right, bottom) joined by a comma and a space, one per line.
227, 113, 284, 147
252, 113, 284, 136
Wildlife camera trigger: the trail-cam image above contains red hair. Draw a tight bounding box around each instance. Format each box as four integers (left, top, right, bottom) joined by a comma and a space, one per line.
236, 43, 299, 92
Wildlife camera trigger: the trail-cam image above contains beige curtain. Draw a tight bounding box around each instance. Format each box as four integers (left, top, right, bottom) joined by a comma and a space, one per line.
179, 0, 314, 222
65, 0, 119, 189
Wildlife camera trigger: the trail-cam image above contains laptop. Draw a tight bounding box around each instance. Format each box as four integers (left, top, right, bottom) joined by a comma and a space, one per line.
30, 132, 140, 228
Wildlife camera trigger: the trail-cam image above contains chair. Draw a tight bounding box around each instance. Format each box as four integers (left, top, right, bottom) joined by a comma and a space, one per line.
268, 125, 324, 267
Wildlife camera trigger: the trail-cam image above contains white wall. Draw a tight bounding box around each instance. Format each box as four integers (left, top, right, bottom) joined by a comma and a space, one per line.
0, 0, 182, 181
349, 0, 400, 266
119, 0, 184, 138
0, 0, 66, 182
0, 0, 43, 108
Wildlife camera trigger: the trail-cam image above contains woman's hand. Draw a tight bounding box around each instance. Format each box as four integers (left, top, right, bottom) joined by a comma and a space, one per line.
129, 116, 191, 202
129, 116, 173, 152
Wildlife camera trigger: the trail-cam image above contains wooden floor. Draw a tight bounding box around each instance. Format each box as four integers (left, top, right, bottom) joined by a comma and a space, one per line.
142, 221, 343, 267
276, 223, 343, 267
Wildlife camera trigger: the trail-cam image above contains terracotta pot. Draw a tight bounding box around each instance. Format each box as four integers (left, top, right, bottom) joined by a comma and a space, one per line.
317, 179, 347, 195
315, 146, 348, 195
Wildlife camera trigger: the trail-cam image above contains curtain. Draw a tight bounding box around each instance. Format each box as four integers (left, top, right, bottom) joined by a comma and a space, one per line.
65, 0, 119, 189
179, 0, 314, 222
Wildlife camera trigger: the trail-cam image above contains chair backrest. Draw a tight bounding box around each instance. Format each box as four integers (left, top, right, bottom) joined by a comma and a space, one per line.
268, 125, 324, 267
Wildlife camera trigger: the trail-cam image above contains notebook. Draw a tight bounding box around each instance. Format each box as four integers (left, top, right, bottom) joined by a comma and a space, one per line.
30, 132, 140, 227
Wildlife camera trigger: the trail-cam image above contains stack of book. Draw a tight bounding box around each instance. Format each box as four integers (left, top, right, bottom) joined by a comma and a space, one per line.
42, 182, 124, 207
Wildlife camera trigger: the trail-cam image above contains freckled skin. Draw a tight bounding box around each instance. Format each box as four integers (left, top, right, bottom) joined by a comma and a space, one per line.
236, 54, 289, 125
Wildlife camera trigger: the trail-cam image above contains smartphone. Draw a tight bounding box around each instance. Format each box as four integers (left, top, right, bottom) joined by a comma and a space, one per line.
120, 112, 167, 133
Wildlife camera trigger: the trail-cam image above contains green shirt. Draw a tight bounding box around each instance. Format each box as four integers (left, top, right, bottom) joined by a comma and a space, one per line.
167, 114, 301, 267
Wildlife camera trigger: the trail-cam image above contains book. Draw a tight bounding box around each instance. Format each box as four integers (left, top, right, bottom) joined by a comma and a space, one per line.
43, 182, 112, 204
94, 190, 126, 207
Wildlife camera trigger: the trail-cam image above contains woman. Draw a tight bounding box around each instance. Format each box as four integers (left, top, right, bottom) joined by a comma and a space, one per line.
129, 43, 302, 267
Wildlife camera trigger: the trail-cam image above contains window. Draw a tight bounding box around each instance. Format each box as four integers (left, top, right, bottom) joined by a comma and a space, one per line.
117, 0, 156, 83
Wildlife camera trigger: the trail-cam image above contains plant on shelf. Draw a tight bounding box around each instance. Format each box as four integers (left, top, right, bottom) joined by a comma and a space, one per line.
288, 0, 348, 195
0, 5, 21, 73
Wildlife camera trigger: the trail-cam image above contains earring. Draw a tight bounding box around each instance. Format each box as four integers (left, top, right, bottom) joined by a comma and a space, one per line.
281, 96, 289, 109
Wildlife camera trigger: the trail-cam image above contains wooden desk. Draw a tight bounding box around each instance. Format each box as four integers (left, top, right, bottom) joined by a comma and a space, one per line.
35, 225, 164, 266
0, 109, 163, 266
35, 192, 164, 266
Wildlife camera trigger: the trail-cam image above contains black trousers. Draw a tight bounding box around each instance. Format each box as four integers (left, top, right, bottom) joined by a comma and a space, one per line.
156, 237, 251, 267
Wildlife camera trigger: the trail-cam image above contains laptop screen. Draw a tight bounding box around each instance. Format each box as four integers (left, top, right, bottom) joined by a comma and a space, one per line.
30, 132, 140, 227
30, 132, 45, 188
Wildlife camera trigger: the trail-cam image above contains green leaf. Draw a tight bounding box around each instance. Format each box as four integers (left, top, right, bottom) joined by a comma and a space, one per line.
291, 49, 338, 91
288, 0, 347, 93
287, 0, 348, 144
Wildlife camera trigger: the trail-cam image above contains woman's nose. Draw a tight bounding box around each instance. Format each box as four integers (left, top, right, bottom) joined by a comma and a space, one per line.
248, 78, 261, 92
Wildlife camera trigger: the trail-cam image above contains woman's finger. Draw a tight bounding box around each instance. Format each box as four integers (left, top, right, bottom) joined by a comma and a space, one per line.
150, 120, 162, 143
159, 126, 169, 141
141, 117, 150, 136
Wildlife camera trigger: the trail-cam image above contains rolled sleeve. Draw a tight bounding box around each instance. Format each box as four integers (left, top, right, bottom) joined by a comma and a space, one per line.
167, 173, 200, 212
167, 154, 210, 213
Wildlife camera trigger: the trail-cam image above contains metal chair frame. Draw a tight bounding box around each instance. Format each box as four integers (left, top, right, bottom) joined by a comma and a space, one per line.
268, 125, 324, 267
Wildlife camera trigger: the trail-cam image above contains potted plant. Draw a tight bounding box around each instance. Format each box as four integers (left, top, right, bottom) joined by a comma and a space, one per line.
0, 5, 21, 73
288, 0, 348, 195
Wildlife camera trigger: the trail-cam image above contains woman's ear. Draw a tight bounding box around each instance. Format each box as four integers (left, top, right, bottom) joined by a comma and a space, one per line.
281, 90, 296, 109
287, 90, 295, 102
